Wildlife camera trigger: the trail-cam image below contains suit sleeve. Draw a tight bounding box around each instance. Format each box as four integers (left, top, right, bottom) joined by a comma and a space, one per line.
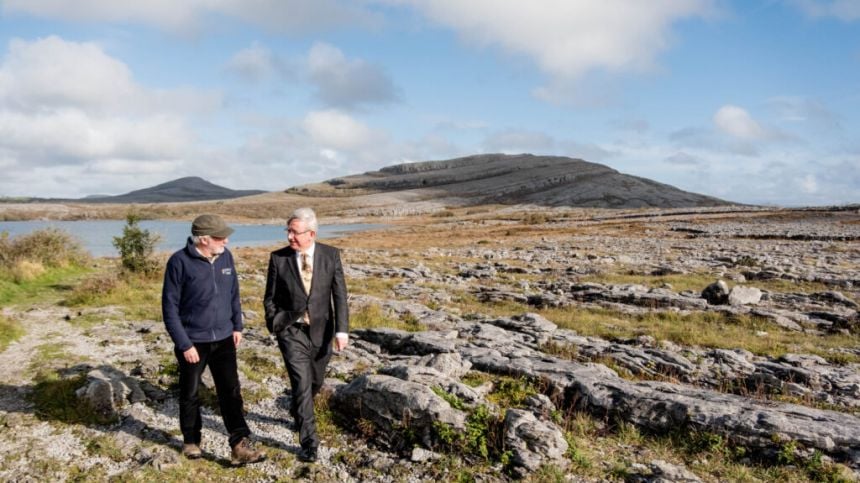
263, 253, 278, 333
331, 248, 349, 333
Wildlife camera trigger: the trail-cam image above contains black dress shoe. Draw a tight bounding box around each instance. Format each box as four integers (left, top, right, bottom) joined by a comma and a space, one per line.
298, 446, 318, 463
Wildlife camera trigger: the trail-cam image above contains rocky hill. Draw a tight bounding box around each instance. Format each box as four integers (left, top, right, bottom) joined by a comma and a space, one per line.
288, 153, 733, 208
82, 177, 265, 203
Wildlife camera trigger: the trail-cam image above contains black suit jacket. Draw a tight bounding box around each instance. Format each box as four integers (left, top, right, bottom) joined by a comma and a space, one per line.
263, 242, 349, 346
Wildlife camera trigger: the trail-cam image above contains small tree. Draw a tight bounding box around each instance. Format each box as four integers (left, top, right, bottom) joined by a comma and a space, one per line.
112, 213, 160, 275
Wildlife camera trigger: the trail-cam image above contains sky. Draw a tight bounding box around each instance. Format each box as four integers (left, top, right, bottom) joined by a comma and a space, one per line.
0, 0, 858, 206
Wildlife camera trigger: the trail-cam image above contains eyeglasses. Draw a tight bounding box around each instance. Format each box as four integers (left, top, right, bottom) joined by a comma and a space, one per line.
285, 229, 312, 237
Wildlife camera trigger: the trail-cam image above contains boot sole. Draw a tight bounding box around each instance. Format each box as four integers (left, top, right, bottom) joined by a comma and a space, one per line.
230, 454, 266, 466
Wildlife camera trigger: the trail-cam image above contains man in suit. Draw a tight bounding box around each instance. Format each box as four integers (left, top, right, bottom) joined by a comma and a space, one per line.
264, 207, 349, 463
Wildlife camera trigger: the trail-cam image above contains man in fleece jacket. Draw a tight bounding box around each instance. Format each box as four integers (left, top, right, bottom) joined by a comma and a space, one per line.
161, 214, 265, 465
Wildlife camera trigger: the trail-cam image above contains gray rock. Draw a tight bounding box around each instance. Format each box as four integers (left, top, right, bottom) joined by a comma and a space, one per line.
503, 409, 568, 478
627, 459, 703, 482
416, 352, 472, 378
331, 374, 467, 449
728, 286, 762, 305
75, 367, 146, 419
701, 280, 729, 305
410, 447, 442, 462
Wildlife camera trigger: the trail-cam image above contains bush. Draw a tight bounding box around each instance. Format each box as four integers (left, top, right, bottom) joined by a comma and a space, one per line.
64, 273, 122, 306
0, 228, 88, 271
112, 213, 160, 275
10, 260, 46, 283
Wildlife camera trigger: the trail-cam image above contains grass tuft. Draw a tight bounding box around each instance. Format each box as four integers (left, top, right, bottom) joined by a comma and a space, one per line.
0, 315, 25, 353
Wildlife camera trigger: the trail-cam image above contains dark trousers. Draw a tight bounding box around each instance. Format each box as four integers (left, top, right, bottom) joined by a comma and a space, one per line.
175, 336, 251, 448
277, 324, 331, 450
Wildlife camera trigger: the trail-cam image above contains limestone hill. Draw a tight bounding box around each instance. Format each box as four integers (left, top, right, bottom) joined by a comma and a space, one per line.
287, 153, 733, 208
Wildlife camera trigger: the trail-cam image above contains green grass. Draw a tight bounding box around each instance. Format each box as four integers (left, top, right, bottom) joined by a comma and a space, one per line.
578, 271, 837, 297
350, 303, 423, 332
62, 271, 163, 321
543, 306, 860, 364
0, 265, 91, 307
0, 314, 25, 352
29, 370, 117, 426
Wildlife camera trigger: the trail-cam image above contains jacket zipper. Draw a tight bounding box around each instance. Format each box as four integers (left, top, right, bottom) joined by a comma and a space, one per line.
211, 261, 218, 341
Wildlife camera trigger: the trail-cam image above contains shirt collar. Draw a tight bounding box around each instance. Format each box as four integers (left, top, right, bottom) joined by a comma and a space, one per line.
296, 243, 315, 260
194, 245, 220, 263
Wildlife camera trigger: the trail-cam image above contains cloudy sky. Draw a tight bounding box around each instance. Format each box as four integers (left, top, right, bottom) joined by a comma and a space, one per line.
0, 0, 858, 206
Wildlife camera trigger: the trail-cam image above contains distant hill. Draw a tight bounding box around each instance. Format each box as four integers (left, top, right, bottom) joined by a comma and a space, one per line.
288, 153, 733, 208
82, 177, 266, 203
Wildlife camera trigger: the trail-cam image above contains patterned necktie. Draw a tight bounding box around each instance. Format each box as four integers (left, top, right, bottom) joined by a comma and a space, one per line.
301, 252, 313, 292
301, 252, 313, 324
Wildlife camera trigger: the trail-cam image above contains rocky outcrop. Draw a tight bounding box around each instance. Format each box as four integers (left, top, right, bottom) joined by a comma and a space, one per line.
75, 366, 146, 420
289, 154, 731, 208
330, 374, 467, 450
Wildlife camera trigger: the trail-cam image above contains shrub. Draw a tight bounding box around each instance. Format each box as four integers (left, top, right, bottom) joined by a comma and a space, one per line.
11, 260, 46, 283
0, 228, 88, 271
112, 213, 160, 275
64, 273, 122, 306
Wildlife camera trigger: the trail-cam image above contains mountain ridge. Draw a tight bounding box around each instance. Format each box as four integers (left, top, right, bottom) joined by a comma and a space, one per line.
288, 153, 734, 208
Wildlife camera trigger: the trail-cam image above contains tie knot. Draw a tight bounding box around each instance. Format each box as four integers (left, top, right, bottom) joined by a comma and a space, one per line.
301, 252, 312, 273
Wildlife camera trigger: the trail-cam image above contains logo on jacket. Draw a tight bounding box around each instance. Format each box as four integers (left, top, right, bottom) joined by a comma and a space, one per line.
222, 268, 232, 275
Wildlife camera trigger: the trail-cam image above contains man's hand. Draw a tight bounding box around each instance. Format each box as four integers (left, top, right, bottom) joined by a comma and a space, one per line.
183, 346, 200, 364
334, 335, 348, 352
233, 331, 243, 347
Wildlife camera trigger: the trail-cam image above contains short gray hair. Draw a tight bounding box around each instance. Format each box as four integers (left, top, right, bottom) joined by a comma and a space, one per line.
288, 207, 318, 232
190, 235, 210, 245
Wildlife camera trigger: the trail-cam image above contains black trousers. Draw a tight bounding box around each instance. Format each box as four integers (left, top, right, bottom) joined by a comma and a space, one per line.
175, 336, 251, 448
277, 324, 331, 450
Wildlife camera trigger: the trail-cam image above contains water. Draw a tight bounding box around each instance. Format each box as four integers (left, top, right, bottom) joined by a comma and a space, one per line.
0, 220, 381, 257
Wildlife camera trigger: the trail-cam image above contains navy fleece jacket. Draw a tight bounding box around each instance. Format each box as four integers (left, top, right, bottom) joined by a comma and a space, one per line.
161, 237, 243, 352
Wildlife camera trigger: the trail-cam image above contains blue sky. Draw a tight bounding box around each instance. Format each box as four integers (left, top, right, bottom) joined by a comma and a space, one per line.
0, 0, 858, 206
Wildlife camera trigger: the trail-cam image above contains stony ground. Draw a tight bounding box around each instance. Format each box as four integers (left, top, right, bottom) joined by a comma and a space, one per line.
1, 205, 859, 482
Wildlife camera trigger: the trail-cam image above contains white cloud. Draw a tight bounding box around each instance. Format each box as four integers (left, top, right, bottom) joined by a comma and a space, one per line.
0, 36, 221, 115
0, 36, 211, 194
302, 109, 383, 151
713, 105, 767, 140
2, 0, 381, 34
0, 36, 138, 113
789, 0, 860, 21
224, 42, 278, 82
766, 96, 839, 127
307, 42, 399, 109
799, 173, 818, 193
0, 109, 191, 164
398, 0, 715, 103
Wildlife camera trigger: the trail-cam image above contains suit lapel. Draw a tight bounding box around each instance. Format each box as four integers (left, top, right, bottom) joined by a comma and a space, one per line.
284, 248, 307, 295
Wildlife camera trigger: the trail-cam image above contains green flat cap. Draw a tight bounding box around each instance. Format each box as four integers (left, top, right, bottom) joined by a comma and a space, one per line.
191, 214, 234, 238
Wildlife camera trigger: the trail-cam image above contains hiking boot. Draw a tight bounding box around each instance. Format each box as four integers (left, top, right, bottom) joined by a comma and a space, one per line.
298, 445, 318, 463
182, 443, 202, 459
231, 438, 265, 466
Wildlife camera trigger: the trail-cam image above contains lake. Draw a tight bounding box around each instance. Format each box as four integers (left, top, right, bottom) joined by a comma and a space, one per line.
0, 220, 381, 257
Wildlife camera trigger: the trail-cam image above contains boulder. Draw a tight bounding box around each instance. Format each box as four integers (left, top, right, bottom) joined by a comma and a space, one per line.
75, 367, 146, 420
701, 280, 730, 305
728, 286, 762, 305
331, 374, 466, 449
503, 409, 568, 478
